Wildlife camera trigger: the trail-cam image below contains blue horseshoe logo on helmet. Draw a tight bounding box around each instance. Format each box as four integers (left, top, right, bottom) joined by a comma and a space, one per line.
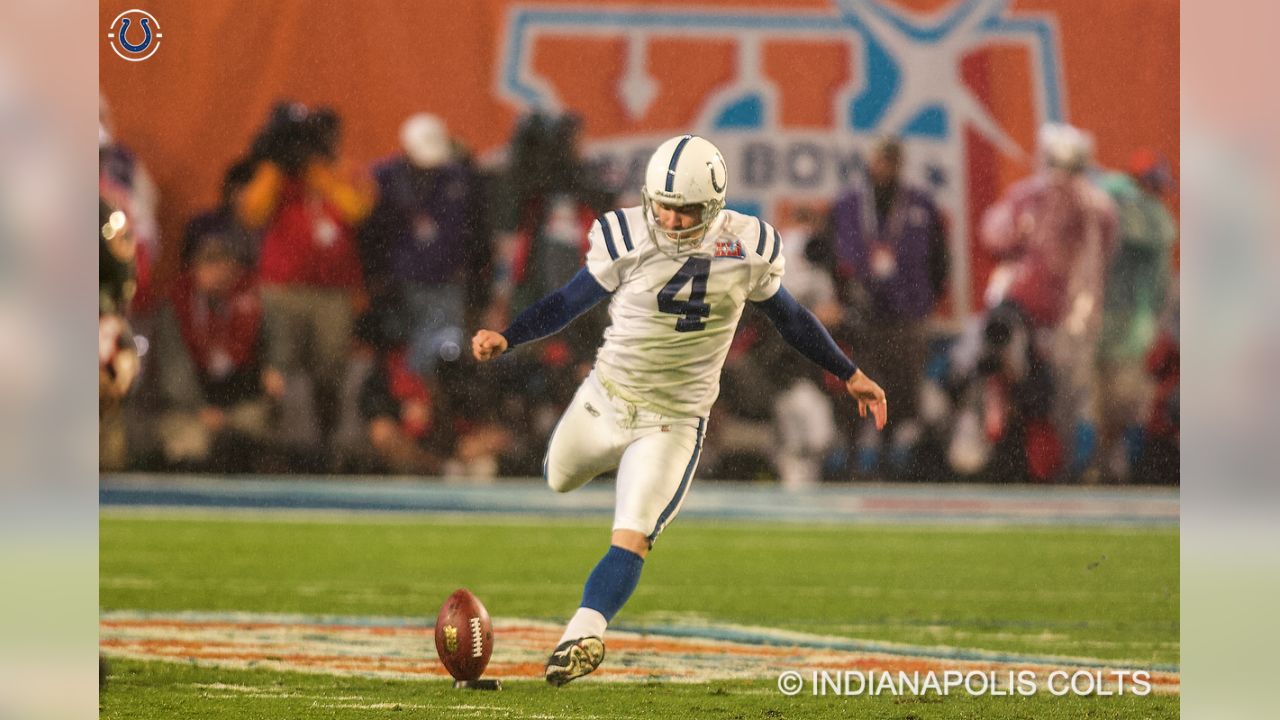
119, 17, 153, 53
709, 161, 726, 193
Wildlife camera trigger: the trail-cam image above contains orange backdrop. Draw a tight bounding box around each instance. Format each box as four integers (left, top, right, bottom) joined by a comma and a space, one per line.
100, 0, 1178, 310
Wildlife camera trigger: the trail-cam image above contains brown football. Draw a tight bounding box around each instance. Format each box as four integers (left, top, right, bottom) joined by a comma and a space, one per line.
434, 588, 493, 681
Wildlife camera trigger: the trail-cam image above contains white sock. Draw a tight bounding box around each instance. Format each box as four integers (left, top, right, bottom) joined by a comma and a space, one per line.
558, 607, 608, 644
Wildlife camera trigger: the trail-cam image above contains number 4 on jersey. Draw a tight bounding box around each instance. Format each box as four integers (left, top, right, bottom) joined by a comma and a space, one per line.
658, 257, 711, 332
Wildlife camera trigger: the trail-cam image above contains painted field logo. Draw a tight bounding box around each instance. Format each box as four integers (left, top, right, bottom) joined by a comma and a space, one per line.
99, 611, 1181, 692
107, 9, 163, 62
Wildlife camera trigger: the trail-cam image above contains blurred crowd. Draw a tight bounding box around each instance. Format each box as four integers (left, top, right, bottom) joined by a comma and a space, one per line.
99, 99, 1179, 485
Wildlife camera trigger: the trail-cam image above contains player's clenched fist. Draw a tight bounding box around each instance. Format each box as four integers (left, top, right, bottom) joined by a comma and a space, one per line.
471, 329, 509, 362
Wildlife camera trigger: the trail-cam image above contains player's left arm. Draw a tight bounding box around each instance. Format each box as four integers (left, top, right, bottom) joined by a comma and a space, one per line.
752, 287, 887, 429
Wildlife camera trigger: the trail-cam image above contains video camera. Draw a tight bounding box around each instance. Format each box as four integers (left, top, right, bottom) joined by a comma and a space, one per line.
250, 101, 341, 176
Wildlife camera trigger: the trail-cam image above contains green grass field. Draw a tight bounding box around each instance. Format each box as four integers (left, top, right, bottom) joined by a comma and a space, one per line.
99, 512, 1179, 718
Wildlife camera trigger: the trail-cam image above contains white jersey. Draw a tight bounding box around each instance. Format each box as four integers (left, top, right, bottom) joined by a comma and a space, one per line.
584, 206, 786, 418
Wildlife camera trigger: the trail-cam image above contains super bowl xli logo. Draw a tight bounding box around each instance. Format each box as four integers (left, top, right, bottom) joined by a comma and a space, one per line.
498, 0, 1066, 314
107, 9, 163, 62
714, 238, 745, 259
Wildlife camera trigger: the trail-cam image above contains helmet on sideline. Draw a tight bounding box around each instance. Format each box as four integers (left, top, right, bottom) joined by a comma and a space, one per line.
1037, 123, 1093, 174
401, 113, 451, 169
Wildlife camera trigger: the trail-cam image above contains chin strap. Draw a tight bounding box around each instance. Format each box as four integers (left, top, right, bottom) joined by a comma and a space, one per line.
651, 231, 708, 258
643, 206, 721, 257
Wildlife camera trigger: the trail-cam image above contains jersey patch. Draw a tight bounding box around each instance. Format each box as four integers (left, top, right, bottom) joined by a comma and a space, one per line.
714, 238, 745, 259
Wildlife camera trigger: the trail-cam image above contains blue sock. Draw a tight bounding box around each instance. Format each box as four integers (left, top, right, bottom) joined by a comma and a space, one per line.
580, 545, 645, 622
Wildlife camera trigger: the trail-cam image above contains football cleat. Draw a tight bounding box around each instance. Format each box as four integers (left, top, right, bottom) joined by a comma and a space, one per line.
544, 636, 605, 686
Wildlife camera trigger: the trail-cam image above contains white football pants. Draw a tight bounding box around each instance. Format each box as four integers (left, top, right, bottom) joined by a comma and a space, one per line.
543, 371, 706, 545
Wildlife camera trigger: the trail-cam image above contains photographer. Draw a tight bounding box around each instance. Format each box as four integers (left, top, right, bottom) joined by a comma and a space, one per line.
236, 101, 372, 464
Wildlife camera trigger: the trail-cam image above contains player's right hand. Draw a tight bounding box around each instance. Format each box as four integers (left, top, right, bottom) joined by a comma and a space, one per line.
471, 330, 509, 362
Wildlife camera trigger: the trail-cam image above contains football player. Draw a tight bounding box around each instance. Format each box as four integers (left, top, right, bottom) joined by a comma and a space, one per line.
471, 135, 887, 685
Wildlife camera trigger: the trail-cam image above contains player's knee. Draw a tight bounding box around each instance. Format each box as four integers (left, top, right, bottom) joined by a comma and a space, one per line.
611, 529, 650, 558
544, 463, 575, 493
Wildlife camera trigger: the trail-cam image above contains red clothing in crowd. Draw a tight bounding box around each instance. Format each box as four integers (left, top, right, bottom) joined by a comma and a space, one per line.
257, 177, 364, 288
170, 272, 262, 377
981, 173, 1116, 328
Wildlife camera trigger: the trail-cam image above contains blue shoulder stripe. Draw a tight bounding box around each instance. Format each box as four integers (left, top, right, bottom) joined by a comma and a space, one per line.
612, 209, 634, 252
597, 214, 619, 261
770, 228, 782, 263
755, 219, 768, 256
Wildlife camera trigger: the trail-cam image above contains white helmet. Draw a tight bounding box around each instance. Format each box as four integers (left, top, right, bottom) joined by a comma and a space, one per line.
641, 135, 728, 251
1037, 122, 1093, 174
400, 113, 451, 169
